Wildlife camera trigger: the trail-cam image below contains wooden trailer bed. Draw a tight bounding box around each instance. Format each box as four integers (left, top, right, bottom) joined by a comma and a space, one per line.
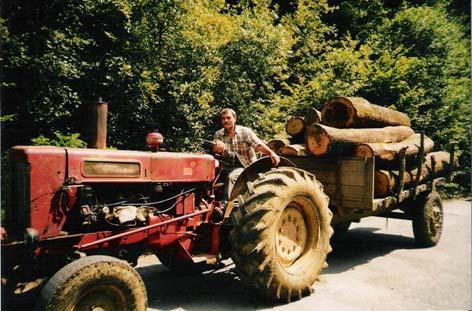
285, 155, 448, 223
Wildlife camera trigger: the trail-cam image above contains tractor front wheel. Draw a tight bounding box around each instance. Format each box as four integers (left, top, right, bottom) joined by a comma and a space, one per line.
35, 255, 147, 311
229, 167, 333, 302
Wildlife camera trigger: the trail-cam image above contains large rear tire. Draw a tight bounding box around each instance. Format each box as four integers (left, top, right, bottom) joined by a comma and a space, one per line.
35, 255, 147, 311
412, 191, 443, 247
229, 167, 333, 302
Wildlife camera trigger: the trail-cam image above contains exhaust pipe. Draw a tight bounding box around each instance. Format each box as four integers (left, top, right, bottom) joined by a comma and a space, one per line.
86, 97, 108, 149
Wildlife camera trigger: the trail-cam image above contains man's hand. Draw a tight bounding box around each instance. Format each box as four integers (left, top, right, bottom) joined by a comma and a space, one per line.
269, 151, 280, 167
212, 140, 225, 154
257, 143, 281, 167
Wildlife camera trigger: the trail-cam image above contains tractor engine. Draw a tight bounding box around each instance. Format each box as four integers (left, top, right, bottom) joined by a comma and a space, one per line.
3, 145, 217, 240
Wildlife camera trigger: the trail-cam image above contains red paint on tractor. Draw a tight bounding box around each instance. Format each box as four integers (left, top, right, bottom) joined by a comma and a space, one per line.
4, 146, 216, 240
66, 148, 215, 183
7, 146, 68, 238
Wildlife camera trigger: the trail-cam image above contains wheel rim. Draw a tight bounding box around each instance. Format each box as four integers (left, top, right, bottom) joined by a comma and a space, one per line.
276, 205, 308, 267
428, 201, 442, 238
72, 285, 127, 311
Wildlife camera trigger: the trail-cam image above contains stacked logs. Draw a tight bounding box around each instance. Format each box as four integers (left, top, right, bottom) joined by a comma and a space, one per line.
268, 96, 455, 198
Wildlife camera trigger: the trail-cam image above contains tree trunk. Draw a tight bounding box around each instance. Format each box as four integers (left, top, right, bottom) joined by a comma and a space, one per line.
354, 134, 434, 161
279, 144, 308, 156
267, 138, 289, 154
305, 124, 415, 157
321, 96, 411, 128
374, 151, 454, 197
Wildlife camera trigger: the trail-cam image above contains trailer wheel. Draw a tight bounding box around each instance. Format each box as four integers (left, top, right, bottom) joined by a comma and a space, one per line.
229, 167, 333, 302
412, 191, 443, 247
35, 255, 147, 311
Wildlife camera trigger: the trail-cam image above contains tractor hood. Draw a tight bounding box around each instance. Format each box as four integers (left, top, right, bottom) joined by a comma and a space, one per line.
65, 147, 216, 183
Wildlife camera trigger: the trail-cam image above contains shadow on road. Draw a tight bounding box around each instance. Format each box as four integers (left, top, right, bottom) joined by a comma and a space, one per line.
2, 228, 418, 311
139, 227, 418, 309
326, 227, 416, 275
137, 260, 279, 310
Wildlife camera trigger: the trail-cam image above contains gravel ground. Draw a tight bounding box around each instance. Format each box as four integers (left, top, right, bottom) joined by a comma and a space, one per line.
137, 199, 471, 311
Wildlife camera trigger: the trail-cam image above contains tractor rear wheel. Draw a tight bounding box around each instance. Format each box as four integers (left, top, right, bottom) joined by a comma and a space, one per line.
229, 167, 333, 302
35, 255, 147, 311
412, 191, 443, 247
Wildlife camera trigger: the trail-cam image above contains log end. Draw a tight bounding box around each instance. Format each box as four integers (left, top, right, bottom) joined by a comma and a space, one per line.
305, 125, 330, 156
286, 117, 305, 137
354, 144, 374, 158
267, 139, 288, 154
280, 146, 297, 156
374, 171, 391, 197
321, 96, 355, 128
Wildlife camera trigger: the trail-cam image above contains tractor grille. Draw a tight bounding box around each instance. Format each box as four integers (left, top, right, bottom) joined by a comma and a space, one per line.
4, 162, 30, 231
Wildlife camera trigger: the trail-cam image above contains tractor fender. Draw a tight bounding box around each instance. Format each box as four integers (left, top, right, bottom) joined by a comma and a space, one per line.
223, 156, 295, 219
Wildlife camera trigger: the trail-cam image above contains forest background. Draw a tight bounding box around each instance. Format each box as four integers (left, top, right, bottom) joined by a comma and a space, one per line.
1, 0, 470, 195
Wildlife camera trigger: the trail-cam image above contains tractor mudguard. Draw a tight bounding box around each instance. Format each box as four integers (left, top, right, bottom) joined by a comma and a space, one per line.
223, 156, 295, 219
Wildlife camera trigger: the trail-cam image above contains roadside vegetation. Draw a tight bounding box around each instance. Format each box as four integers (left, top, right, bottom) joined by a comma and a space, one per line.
1, 0, 470, 195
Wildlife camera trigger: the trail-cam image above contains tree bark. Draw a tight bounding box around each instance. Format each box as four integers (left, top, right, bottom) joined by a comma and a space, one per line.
267, 138, 289, 154
321, 96, 411, 128
374, 151, 454, 197
305, 108, 321, 126
279, 144, 308, 156
305, 124, 415, 157
354, 134, 434, 161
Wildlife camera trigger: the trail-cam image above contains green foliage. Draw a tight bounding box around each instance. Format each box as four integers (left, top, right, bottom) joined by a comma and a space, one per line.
31, 132, 87, 148
0, 114, 16, 122
1, 0, 470, 195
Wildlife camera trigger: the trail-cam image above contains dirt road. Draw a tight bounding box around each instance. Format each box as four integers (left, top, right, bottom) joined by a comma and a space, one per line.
138, 199, 471, 310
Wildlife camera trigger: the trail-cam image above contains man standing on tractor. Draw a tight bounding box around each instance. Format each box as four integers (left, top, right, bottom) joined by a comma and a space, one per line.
212, 108, 280, 202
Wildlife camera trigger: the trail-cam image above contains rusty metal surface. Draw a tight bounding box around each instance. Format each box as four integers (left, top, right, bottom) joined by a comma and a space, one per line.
66, 148, 216, 183
86, 100, 108, 149
83, 160, 141, 177
5, 146, 216, 240
6, 146, 67, 238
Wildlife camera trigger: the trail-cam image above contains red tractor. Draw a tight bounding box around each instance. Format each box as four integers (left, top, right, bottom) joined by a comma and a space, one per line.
1, 103, 448, 310
1, 126, 333, 310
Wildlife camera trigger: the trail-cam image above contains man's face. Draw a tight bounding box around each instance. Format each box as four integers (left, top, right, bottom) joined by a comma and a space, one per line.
220, 112, 236, 131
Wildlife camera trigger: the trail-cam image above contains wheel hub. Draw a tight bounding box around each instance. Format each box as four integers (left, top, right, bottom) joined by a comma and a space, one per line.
429, 202, 442, 236
276, 206, 308, 267
73, 285, 126, 311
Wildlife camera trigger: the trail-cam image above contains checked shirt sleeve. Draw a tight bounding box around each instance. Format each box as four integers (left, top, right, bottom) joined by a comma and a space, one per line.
245, 128, 263, 149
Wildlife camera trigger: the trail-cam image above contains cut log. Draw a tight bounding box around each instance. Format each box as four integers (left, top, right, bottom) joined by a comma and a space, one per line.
279, 144, 308, 156
374, 151, 455, 197
304, 108, 322, 126
286, 117, 305, 139
267, 138, 289, 154
354, 134, 434, 161
305, 124, 415, 157
321, 96, 411, 128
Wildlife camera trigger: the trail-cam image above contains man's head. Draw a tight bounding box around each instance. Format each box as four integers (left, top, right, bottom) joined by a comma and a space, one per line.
219, 108, 236, 131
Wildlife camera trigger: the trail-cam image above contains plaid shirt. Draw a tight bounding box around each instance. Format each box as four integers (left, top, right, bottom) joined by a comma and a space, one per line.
214, 125, 263, 167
